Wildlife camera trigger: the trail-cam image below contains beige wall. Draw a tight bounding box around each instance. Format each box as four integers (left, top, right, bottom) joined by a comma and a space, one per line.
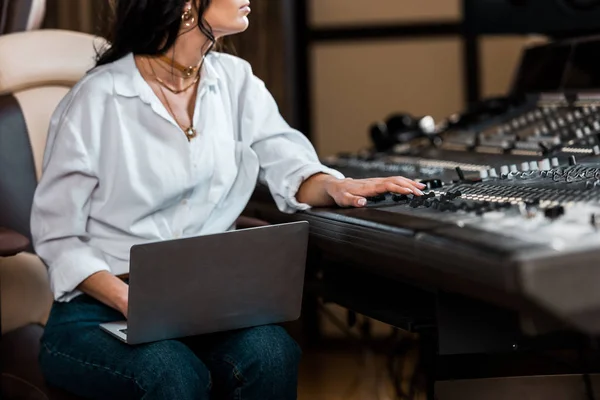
312, 39, 464, 156
310, 1, 533, 157
310, 0, 461, 26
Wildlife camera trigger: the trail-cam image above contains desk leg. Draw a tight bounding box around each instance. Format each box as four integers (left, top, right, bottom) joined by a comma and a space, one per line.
416, 327, 437, 400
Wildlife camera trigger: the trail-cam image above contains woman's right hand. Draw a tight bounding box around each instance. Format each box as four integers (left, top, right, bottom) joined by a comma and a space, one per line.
116, 292, 129, 319
77, 271, 129, 319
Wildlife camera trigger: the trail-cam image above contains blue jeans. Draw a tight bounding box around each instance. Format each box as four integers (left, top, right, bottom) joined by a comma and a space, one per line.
39, 294, 301, 399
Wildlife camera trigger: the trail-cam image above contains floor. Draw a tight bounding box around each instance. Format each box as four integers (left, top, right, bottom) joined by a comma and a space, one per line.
297, 346, 427, 400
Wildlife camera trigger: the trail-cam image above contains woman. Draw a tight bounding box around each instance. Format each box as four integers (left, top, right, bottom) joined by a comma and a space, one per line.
31, 0, 426, 399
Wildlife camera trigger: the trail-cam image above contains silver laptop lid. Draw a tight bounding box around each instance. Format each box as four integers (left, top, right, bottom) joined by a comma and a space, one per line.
126, 221, 309, 345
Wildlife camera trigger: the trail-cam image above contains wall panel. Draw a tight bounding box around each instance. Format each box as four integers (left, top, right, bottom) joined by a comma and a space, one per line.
480, 35, 550, 98
310, 0, 461, 26
312, 39, 464, 157
480, 36, 528, 98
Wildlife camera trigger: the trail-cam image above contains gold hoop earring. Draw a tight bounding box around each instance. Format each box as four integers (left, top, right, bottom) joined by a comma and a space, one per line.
182, 4, 195, 28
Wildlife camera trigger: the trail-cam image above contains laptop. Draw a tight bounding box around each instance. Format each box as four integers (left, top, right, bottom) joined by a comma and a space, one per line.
100, 221, 309, 345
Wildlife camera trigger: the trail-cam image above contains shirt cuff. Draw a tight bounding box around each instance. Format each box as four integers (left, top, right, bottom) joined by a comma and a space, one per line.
49, 248, 111, 302
280, 163, 345, 213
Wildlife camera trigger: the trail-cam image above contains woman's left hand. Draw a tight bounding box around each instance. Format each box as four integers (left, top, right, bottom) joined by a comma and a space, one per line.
324, 177, 427, 208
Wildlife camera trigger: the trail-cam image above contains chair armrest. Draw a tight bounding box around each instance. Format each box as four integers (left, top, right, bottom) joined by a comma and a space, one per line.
235, 216, 270, 230
0, 228, 29, 257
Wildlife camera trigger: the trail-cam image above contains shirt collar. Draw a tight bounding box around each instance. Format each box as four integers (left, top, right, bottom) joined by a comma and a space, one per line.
111, 52, 221, 102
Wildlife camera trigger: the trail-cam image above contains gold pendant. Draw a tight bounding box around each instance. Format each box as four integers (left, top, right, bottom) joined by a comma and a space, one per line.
185, 127, 197, 141
183, 66, 195, 77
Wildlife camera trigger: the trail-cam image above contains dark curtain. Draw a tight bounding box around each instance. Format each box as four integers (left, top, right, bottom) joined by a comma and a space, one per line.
43, 0, 290, 119
43, 0, 109, 35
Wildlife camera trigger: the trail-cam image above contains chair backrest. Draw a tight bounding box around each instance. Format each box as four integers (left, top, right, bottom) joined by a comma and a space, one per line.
0, 29, 101, 247
0, 0, 46, 34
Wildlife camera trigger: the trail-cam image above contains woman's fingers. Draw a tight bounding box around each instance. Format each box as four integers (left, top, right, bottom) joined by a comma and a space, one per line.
339, 191, 367, 207
385, 183, 420, 196
329, 176, 429, 208
389, 177, 426, 194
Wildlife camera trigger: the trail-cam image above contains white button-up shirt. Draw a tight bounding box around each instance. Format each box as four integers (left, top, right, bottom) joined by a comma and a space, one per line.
30, 52, 343, 302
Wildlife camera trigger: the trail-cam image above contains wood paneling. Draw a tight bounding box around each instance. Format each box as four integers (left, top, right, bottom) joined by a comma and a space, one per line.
43, 0, 109, 35
310, 0, 461, 27
312, 39, 464, 157
227, 1, 290, 119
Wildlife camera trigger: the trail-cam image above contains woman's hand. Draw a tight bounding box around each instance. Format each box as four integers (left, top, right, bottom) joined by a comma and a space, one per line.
77, 271, 129, 319
324, 176, 426, 208
116, 295, 129, 319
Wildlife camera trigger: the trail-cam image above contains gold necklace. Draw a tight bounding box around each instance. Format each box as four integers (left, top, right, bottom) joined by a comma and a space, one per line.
154, 57, 196, 80
158, 54, 202, 78
146, 59, 197, 142
154, 74, 199, 95
148, 63, 199, 95
147, 56, 200, 94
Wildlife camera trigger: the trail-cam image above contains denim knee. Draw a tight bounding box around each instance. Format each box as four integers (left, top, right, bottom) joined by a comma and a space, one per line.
233, 325, 301, 388
135, 341, 212, 399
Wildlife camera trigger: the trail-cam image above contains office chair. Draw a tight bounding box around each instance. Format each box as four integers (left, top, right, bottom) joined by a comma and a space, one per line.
0, 26, 105, 400
0, 0, 46, 35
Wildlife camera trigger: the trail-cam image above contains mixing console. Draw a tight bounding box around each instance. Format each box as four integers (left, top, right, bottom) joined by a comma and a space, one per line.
317, 37, 600, 334
312, 93, 600, 332
245, 35, 600, 335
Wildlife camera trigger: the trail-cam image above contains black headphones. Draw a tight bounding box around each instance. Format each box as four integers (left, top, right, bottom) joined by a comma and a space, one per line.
369, 113, 436, 153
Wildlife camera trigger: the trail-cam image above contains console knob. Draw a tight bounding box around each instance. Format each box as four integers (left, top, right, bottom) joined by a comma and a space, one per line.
392, 194, 408, 202
529, 161, 539, 171
594, 145, 600, 156
368, 194, 386, 203
500, 165, 510, 175
488, 168, 498, 178
544, 205, 565, 220
521, 162, 530, 172
510, 164, 518, 173
551, 157, 560, 168
479, 169, 489, 179
448, 190, 462, 200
